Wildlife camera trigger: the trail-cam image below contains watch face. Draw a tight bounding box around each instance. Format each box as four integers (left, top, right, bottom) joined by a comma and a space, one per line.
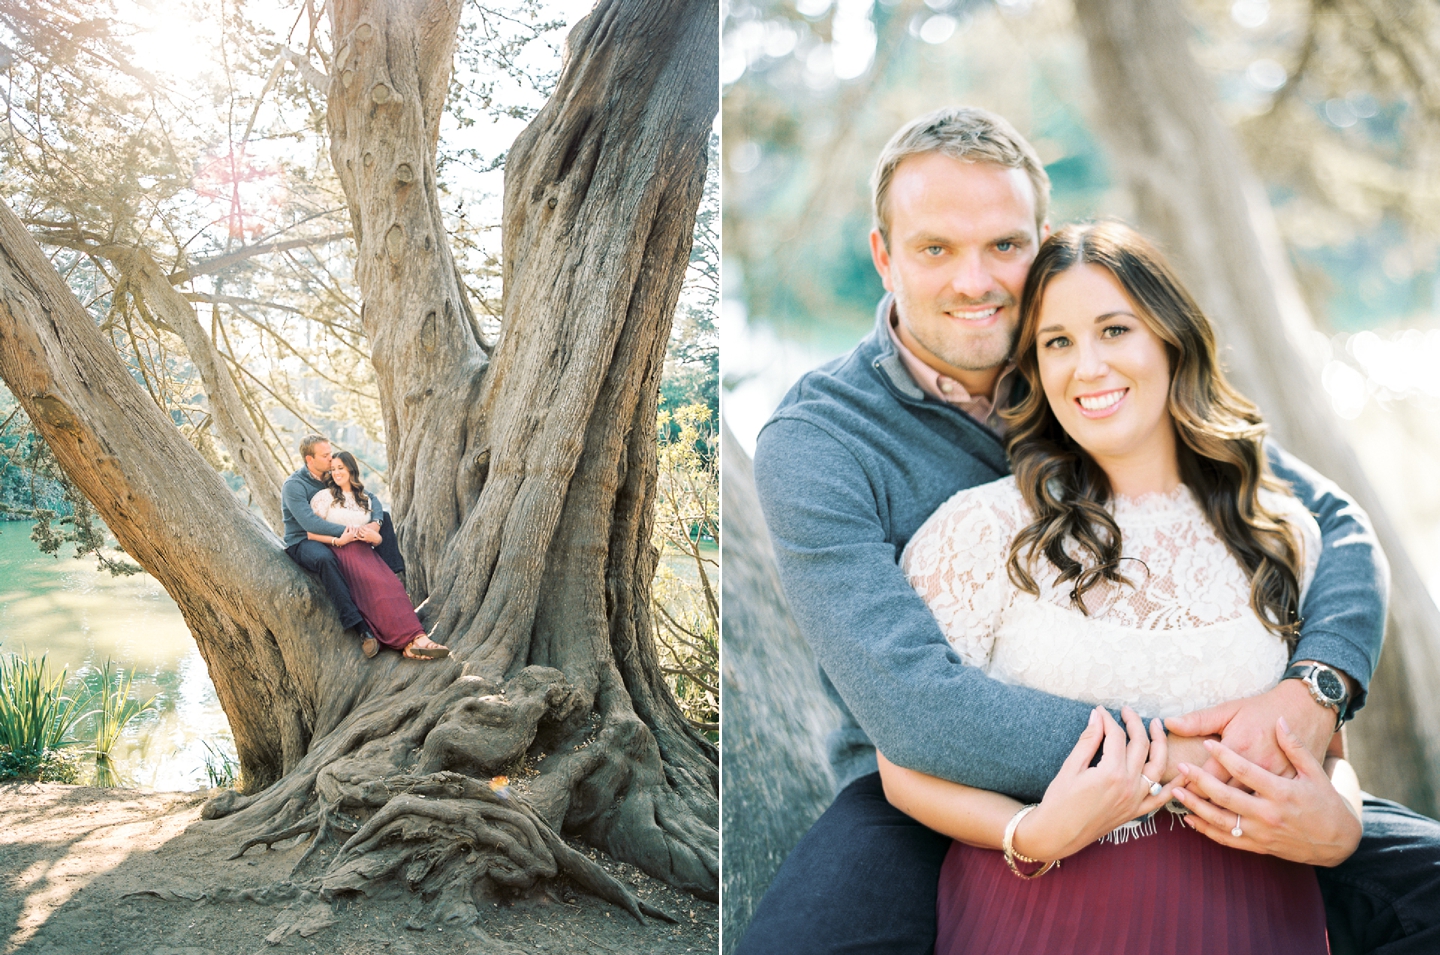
1315, 668, 1345, 703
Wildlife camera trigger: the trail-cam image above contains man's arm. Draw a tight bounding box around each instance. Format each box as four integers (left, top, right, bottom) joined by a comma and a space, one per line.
1166, 442, 1388, 774
282, 480, 349, 538
754, 417, 1098, 802
1269, 442, 1386, 710
368, 491, 384, 525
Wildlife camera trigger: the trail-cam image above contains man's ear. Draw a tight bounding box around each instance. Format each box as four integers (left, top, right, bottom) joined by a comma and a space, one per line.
869, 229, 894, 292
1041, 221, 1051, 241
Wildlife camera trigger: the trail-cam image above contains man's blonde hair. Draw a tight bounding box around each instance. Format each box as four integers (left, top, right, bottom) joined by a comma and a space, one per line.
299, 434, 330, 459
871, 106, 1051, 246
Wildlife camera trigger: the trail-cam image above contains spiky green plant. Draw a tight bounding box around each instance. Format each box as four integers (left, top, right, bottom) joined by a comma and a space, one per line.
87, 659, 159, 787
200, 737, 240, 789
0, 649, 94, 780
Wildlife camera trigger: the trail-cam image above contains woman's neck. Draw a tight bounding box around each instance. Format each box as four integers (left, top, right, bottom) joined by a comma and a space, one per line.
1093, 444, 1182, 499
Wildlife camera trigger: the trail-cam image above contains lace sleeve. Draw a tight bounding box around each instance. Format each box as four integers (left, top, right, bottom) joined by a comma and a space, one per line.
1261, 489, 1322, 604
900, 482, 1020, 669
309, 489, 331, 522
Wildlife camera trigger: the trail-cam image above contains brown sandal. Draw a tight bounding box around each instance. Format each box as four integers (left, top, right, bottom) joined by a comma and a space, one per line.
404, 638, 449, 660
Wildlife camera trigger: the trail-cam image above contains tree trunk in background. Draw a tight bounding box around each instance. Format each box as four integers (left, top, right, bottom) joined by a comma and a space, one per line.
1074, 0, 1440, 813
719, 425, 840, 950
0, 0, 718, 929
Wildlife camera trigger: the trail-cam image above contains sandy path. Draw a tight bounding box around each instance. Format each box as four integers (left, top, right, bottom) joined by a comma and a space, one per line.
0, 783, 717, 955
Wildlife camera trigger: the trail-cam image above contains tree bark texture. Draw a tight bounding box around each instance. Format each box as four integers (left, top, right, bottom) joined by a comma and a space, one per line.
0, 0, 718, 925
312, 0, 718, 903
719, 425, 840, 951
1074, 0, 1440, 813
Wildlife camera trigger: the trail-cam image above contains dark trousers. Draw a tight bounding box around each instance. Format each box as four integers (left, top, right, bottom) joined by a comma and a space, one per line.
735, 773, 1440, 955
284, 511, 405, 632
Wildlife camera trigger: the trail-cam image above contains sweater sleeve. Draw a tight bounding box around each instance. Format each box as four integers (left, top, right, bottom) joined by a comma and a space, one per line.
754, 416, 1104, 802
283, 477, 347, 538
1266, 442, 1387, 716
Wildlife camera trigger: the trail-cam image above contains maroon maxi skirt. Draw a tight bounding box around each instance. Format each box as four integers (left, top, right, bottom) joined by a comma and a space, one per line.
936, 813, 1328, 955
333, 541, 424, 650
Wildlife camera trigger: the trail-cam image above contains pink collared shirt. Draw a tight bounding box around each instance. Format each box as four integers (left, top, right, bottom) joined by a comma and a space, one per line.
886, 310, 1015, 435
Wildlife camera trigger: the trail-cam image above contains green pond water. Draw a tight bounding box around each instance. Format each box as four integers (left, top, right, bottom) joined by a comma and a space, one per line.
0, 522, 231, 791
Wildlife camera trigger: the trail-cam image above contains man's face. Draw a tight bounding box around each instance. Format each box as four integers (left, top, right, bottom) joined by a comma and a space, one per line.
304, 441, 333, 478
870, 154, 1044, 395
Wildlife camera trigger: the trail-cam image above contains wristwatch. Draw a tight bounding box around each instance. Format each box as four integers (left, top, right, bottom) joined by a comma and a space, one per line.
1282, 662, 1350, 729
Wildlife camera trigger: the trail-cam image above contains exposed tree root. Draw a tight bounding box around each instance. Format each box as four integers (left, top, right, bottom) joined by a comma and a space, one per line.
205, 666, 693, 929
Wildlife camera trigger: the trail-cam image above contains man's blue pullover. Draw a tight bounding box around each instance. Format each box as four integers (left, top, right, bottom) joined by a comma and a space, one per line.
753, 295, 1389, 801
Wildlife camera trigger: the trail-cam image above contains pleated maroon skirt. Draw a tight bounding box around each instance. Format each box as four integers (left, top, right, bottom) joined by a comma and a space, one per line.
333, 541, 424, 649
936, 814, 1328, 955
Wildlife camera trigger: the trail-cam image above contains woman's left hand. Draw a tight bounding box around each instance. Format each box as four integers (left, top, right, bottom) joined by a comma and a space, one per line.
359, 523, 382, 545
1170, 717, 1361, 867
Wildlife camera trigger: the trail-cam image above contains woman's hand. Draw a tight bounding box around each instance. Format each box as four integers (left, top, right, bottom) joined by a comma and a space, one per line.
358, 522, 382, 545
1015, 706, 1175, 861
1169, 717, 1362, 867
336, 525, 359, 545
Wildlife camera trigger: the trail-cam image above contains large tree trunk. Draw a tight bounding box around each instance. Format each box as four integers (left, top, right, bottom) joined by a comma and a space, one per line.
0, 0, 718, 931
1074, 0, 1440, 814
719, 424, 840, 951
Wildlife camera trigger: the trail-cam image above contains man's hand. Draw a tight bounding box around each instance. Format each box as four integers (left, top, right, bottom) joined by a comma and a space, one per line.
1160, 733, 1214, 784
1165, 679, 1335, 779
1168, 719, 1362, 867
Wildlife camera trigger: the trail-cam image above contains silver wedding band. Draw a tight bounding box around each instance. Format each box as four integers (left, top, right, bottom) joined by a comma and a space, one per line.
1231, 815, 1243, 838
1140, 774, 1162, 797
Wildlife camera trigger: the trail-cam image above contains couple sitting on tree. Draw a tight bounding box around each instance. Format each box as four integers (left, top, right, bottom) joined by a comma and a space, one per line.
280, 434, 449, 661
740, 107, 1440, 953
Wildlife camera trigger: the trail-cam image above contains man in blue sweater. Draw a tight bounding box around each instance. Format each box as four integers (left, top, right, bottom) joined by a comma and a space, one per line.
281, 433, 403, 658
741, 107, 1440, 954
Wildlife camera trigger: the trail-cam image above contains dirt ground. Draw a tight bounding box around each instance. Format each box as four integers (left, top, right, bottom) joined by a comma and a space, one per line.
0, 783, 718, 955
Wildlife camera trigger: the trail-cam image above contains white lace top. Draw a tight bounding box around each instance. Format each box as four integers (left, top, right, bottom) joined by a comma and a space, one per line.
901, 477, 1320, 718
310, 489, 373, 528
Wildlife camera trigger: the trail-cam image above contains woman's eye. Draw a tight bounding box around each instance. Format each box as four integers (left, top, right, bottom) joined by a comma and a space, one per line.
1102, 324, 1129, 338
1042, 336, 1070, 349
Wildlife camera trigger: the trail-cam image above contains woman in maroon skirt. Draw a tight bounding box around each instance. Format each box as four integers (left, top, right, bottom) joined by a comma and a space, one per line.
883, 223, 1362, 954
307, 451, 449, 660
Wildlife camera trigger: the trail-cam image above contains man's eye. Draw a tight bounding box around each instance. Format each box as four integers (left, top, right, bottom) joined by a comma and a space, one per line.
924, 245, 945, 256
996, 240, 1014, 252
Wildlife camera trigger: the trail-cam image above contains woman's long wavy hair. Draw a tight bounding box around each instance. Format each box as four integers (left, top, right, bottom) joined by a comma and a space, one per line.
325, 450, 370, 514
1000, 222, 1303, 645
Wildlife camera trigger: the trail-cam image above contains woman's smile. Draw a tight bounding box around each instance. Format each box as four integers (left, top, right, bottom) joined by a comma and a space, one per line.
1075, 387, 1128, 417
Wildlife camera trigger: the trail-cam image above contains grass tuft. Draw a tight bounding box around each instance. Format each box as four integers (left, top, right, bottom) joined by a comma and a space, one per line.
0, 649, 93, 779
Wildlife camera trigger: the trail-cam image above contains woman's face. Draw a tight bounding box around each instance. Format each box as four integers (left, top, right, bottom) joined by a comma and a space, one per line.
1034, 264, 1178, 489
330, 459, 352, 489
